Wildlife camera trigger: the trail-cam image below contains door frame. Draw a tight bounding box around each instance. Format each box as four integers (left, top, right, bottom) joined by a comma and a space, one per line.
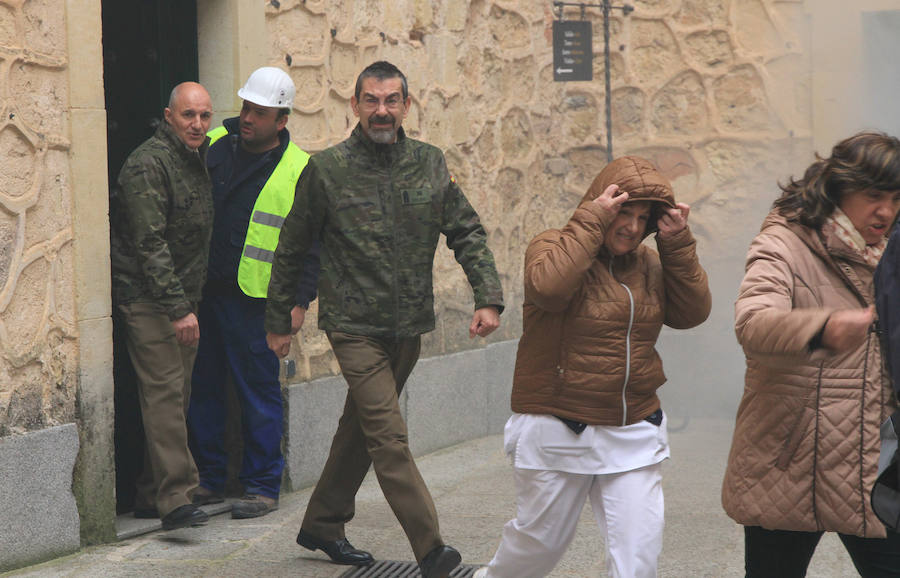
66, 0, 266, 544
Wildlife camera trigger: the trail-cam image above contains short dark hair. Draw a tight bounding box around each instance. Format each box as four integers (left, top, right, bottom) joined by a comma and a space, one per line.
277, 108, 290, 119
774, 131, 900, 228
354, 61, 408, 100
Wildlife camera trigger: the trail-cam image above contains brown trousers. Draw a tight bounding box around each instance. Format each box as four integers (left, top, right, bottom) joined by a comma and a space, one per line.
118, 302, 199, 517
301, 331, 443, 562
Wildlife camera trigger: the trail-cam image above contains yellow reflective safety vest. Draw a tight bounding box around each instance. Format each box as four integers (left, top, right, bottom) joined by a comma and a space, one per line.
208, 125, 310, 297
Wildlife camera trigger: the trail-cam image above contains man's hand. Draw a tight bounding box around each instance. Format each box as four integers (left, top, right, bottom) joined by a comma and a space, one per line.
172, 312, 200, 346
267, 332, 292, 358
469, 306, 501, 339
591, 184, 629, 215
290, 305, 307, 335
821, 307, 875, 352
657, 203, 690, 240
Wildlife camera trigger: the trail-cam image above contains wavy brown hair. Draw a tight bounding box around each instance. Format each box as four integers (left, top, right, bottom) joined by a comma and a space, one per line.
774, 131, 900, 228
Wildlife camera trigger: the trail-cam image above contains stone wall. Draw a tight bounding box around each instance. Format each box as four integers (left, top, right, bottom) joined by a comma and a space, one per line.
0, 0, 822, 435
0, 0, 77, 436
1, 0, 894, 568
264, 0, 812, 406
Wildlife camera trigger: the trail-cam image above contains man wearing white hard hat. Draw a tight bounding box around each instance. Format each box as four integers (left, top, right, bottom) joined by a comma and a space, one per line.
187, 66, 320, 519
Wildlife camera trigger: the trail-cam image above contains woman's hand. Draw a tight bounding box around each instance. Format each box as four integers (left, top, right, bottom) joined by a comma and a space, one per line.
591, 184, 629, 215
821, 307, 875, 352
657, 203, 690, 240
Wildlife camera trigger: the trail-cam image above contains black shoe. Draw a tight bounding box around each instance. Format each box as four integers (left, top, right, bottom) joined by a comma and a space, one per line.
161, 504, 209, 531
419, 545, 461, 578
296, 529, 374, 566
133, 508, 159, 519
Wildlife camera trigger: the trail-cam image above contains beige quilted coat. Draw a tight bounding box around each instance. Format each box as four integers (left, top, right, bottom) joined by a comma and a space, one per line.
510, 156, 711, 426
721, 210, 895, 538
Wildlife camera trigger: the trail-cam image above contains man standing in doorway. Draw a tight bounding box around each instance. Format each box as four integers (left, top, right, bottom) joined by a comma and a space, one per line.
110, 81, 213, 531
188, 67, 319, 519
265, 61, 504, 578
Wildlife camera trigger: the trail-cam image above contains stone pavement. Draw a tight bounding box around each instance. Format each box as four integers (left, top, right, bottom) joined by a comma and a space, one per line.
6, 418, 860, 577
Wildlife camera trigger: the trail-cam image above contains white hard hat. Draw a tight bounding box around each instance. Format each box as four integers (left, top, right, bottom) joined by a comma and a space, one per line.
237, 67, 295, 109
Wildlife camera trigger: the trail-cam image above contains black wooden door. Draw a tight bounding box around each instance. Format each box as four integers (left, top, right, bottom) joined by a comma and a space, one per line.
102, 0, 199, 514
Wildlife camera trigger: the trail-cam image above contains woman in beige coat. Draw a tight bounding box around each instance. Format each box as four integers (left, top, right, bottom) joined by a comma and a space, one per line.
722, 132, 900, 577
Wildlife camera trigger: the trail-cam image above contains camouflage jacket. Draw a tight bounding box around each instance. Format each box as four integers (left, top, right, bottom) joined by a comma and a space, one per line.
265, 124, 504, 337
110, 121, 214, 320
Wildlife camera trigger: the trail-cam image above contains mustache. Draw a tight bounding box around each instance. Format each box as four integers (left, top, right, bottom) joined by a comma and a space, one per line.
369, 113, 395, 125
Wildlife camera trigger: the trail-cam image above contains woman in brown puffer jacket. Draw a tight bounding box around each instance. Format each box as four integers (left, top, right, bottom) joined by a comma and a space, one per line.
721, 132, 900, 577
475, 156, 710, 578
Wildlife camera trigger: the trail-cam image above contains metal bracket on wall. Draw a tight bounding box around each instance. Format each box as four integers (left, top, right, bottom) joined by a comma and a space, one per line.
552, 1, 634, 162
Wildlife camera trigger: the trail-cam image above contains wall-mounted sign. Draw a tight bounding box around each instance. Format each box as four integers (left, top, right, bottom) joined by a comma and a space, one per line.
553, 20, 593, 82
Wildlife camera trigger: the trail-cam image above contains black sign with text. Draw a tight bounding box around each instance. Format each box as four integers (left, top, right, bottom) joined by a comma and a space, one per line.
553, 20, 592, 82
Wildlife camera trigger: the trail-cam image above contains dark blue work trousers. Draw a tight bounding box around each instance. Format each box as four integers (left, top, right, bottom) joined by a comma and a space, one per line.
188, 293, 283, 499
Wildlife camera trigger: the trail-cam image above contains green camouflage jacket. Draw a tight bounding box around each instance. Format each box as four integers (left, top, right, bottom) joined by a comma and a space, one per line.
110, 121, 213, 320
265, 124, 504, 337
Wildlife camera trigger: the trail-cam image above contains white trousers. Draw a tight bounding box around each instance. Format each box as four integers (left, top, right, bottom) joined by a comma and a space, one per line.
483, 462, 664, 578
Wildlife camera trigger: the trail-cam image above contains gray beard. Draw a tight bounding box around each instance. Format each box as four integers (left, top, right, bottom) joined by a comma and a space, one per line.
367, 127, 396, 144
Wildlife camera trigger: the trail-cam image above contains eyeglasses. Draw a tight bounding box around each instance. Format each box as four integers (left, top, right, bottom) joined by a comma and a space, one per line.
359, 95, 405, 110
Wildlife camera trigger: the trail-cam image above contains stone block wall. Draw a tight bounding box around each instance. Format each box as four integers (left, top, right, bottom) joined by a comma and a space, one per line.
0, 0, 77, 436
0, 0, 822, 438
0, 0, 891, 568
264, 0, 813, 402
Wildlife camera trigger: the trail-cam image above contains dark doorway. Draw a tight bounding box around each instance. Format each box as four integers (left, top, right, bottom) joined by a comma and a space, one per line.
102, 0, 199, 514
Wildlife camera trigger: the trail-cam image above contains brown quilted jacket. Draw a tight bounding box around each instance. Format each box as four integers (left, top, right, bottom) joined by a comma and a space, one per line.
722, 210, 896, 538
510, 157, 711, 425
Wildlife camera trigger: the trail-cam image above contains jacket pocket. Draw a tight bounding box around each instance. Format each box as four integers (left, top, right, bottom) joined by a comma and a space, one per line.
400, 188, 433, 206
399, 188, 434, 236
775, 404, 815, 471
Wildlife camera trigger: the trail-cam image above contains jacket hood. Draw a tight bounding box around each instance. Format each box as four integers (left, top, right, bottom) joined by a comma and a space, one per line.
581, 156, 676, 235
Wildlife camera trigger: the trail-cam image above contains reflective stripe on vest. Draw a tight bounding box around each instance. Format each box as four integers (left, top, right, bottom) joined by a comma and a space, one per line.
207, 125, 310, 297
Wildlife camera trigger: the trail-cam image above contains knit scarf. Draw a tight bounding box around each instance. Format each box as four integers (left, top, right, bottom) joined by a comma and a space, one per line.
821, 207, 886, 267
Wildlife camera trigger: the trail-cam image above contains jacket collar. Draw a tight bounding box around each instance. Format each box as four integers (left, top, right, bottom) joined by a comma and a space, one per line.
597, 245, 641, 270
769, 209, 875, 269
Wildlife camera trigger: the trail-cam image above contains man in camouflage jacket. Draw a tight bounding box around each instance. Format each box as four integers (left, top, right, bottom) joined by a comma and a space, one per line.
265, 62, 504, 577
110, 81, 213, 531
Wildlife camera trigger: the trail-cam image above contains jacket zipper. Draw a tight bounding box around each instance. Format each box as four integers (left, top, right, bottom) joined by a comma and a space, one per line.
812, 360, 823, 530
858, 331, 871, 536
609, 258, 635, 426
389, 164, 400, 336
556, 299, 571, 386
